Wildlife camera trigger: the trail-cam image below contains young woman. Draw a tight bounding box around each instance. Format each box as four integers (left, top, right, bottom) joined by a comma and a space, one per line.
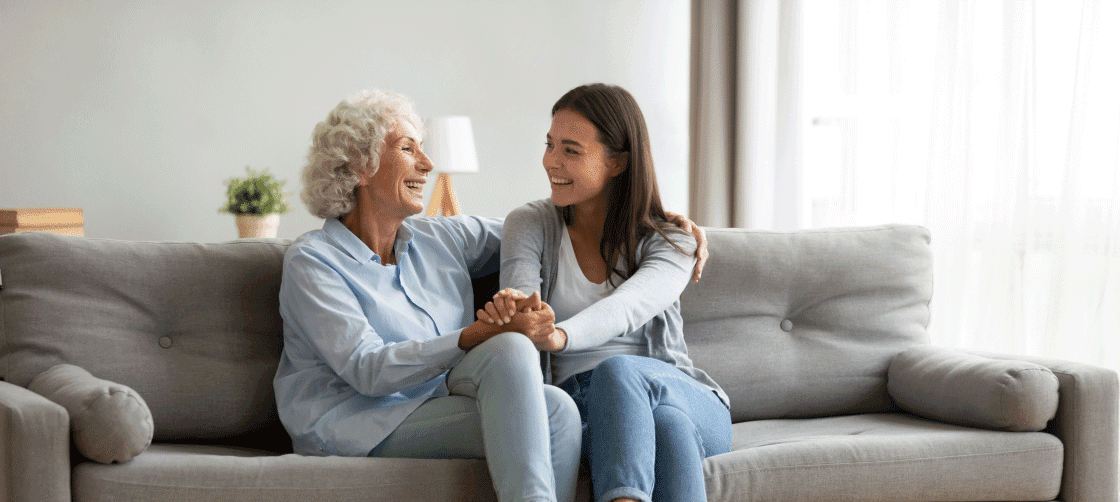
482, 84, 731, 502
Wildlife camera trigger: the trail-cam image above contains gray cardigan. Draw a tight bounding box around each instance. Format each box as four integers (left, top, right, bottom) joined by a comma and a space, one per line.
500, 199, 730, 407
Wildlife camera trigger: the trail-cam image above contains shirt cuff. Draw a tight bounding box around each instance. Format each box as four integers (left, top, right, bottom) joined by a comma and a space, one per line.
430, 328, 469, 369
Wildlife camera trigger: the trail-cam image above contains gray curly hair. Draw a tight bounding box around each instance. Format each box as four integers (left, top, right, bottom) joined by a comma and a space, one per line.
301, 89, 423, 219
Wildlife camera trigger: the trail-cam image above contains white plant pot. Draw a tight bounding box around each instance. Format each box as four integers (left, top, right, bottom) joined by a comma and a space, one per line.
236, 213, 280, 238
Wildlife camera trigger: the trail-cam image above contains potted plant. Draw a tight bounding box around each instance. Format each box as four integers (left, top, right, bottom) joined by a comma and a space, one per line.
219, 166, 291, 238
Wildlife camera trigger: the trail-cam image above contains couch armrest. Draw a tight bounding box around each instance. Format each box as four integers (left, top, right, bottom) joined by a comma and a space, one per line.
969, 351, 1118, 502
0, 380, 71, 502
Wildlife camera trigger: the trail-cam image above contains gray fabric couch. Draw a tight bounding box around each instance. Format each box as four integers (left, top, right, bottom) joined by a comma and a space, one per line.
0, 224, 1115, 502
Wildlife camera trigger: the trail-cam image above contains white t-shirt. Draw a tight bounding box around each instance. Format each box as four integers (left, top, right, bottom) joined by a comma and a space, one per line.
550, 226, 646, 385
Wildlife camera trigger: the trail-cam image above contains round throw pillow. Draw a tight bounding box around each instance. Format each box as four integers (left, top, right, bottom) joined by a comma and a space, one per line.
887, 345, 1059, 432
28, 364, 153, 463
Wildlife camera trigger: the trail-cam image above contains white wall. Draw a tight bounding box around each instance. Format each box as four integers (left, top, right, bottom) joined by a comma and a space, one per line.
0, 0, 690, 241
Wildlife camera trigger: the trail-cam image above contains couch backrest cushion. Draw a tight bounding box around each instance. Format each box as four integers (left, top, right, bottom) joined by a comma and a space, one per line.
0, 232, 289, 441
681, 224, 933, 422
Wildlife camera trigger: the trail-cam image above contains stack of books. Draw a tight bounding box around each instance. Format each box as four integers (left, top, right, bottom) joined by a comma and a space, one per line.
0, 208, 85, 237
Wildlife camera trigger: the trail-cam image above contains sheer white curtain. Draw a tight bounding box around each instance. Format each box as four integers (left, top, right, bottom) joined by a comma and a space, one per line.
695, 0, 1120, 371
799, 0, 1120, 370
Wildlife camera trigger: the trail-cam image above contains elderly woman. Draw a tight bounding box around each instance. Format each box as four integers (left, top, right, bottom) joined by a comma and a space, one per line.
273, 89, 582, 502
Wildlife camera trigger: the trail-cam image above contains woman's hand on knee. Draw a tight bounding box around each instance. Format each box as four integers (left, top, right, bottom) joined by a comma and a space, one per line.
478, 301, 506, 325
477, 292, 565, 351
503, 296, 552, 335
513, 290, 544, 313
507, 301, 566, 352
462, 288, 554, 353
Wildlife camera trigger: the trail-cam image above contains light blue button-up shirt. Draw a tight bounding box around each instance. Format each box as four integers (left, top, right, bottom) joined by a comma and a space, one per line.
274, 216, 502, 456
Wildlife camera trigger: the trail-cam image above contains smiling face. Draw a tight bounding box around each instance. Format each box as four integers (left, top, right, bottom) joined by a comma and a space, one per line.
544, 108, 625, 210
365, 120, 432, 219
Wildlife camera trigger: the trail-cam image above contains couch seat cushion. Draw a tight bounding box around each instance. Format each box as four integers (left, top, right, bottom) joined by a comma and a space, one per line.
73, 443, 509, 502
705, 413, 1062, 502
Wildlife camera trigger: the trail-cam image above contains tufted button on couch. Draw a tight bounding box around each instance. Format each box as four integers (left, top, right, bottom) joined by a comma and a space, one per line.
0, 225, 1115, 502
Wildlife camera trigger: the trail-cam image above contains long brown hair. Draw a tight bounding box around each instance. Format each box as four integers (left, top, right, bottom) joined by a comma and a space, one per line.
553, 83, 686, 286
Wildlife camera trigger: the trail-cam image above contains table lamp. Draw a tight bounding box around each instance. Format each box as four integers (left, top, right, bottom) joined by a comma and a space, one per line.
424, 116, 479, 216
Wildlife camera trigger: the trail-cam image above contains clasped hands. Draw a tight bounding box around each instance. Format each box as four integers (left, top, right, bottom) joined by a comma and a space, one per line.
461, 212, 707, 353
476, 288, 567, 352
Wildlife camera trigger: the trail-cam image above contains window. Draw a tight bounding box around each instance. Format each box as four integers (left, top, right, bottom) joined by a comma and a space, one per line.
796, 0, 1119, 368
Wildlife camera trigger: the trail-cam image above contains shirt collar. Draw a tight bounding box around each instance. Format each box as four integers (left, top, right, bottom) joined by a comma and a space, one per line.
322, 217, 414, 265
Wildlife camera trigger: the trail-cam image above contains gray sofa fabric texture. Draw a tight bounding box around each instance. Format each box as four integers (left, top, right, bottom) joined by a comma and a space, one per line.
0, 234, 289, 444
713, 413, 1063, 502
0, 226, 1116, 502
889, 345, 1061, 432
73, 444, 505, 502
680, 226, 934, 422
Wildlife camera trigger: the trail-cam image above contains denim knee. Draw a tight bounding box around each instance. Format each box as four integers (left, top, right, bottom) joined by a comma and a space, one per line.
475, 332, 541, 376
652, 405, 704, 458
543, 385, 581, 426
588, 355, 644, 389
543, 384, 582, 463
587, 355, 654, 404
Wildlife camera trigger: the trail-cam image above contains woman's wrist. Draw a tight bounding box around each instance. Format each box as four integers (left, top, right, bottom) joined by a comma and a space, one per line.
552, 327, 569, 352
459, 320, 498, 351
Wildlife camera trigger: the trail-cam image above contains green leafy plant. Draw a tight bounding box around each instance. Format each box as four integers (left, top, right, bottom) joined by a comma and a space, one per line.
219, 167, 291, 215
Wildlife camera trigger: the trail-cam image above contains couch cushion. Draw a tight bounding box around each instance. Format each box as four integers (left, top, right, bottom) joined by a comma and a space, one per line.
681, 225, 933, 421
888, 345, 1060, 432
29, 363, 153, 464
705, 413, 1063, 502
0, 232, 290, 443
73, 444, 502, 502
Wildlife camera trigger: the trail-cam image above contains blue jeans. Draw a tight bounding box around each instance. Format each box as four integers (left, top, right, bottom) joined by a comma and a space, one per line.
559, 355, 731, 502
371, 333, 582, 502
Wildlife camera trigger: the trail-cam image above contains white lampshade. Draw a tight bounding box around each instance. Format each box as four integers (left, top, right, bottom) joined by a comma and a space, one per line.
424, 116, 480, 174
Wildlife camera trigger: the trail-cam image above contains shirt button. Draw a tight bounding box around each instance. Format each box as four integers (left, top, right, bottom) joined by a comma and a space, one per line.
158, 336, 173, 348
780, 319, 794, 332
